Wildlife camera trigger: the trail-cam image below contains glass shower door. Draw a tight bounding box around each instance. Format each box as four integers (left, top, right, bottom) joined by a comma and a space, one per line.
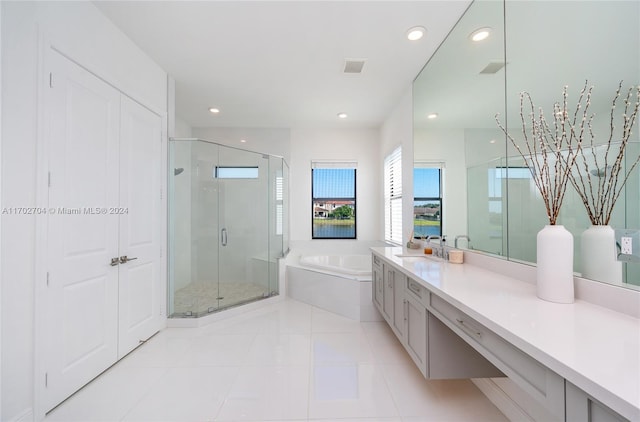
216, 146, 270, 309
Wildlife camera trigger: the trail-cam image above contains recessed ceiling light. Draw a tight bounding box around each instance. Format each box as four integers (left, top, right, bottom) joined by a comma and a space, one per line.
208, 107, 220, 114
490, 139, 497, 144
337, 112, 348, 119
470, 27, 492, 42
406, 26, 426, 41
240, 139, 247, 143
427, 113, 439, 119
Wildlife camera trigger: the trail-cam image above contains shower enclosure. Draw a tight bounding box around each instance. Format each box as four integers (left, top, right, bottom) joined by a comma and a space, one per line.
168, 138, 289, 317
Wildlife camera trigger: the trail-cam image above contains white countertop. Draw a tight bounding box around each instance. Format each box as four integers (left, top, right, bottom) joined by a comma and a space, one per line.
371, 246, 640, 420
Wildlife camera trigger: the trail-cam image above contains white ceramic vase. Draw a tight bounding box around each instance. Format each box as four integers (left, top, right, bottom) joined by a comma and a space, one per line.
580, 225, 622, 284
536, 225, 574, 303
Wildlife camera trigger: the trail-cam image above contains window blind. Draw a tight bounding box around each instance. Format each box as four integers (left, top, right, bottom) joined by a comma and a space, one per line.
384, 147, 402, 244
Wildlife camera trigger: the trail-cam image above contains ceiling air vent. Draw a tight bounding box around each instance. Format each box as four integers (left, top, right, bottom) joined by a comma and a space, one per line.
343, 59, 366, 74
479, 61, 506, 74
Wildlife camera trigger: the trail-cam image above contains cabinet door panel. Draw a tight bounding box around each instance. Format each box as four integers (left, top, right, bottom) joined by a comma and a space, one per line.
392, 272, 405, 338
372, 263, 383, 312
405, 294, 427, 377
566, 382, 630, 422
382, 265, 394, 322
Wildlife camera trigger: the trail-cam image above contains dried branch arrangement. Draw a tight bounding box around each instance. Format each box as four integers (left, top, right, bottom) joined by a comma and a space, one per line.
496, 87, 581, 225
563, 81, 640, 225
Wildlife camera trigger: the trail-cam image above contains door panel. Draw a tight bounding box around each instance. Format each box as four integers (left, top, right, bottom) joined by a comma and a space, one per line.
118, 96, 163, 357
45, 50, 120, 412
217, 148, 269, 309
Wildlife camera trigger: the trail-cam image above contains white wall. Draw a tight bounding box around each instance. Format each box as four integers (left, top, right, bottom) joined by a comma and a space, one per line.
1, 2, 167, 420
380, 87, 413, 243
288, 128, 381, 255
175, 116, 193, 138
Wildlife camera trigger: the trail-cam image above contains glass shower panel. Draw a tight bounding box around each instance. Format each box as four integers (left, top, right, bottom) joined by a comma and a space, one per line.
217, 146, 270, 309
466, 158, 505, 257
191, 140, 221, 314
168, 139, 221, 317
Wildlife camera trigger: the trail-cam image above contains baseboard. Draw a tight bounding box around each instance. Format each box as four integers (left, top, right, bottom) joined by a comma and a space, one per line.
472, 378, 534, 422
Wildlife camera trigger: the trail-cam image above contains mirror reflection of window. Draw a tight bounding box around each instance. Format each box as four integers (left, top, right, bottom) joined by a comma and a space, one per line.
414, 164, 443, 239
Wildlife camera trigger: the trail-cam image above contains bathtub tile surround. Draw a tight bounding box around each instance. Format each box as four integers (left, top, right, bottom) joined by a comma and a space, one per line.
287, 253, 383, 321
45, 299, 507, 422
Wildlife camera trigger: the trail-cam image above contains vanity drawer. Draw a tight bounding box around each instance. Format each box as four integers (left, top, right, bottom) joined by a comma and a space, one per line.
372, 254, 382, 269
429, 294, 564, 420
406, 277, 430, 307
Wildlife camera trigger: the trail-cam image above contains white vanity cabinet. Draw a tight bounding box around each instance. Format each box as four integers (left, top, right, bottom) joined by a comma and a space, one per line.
371, 248, 639, 422
429, 293, 565, 421
372, 253, 502, 380
386, 265, 407, 340
566, 382, 630, 422
373, 258, 406, 340
382, 263, 395, 322
404, 284, 427, 375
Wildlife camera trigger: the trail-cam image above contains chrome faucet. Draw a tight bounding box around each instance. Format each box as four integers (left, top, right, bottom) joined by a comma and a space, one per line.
426, 235, 447, 258
455, 235, 471, 249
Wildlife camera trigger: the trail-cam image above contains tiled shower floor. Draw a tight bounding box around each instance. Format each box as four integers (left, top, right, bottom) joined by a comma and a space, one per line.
45, 298, 508, 422
173, 281, 269, 316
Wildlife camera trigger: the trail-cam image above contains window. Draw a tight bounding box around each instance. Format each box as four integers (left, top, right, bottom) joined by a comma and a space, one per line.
215, 166, 259, 179
384, 147, 402, 244
312, 161, 356, 239
414, 164, 443, 238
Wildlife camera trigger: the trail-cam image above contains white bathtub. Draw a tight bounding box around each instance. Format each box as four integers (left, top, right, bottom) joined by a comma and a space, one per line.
286, 254, 382, 321
298, 254, 372, 280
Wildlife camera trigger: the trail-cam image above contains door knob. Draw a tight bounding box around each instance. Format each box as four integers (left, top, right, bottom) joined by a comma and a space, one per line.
110, 257, 120, 266
119, 255, 138, 264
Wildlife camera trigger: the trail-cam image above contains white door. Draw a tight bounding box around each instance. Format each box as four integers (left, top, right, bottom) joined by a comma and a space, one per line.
117, 96, 163, 357
45, 50, 121, 411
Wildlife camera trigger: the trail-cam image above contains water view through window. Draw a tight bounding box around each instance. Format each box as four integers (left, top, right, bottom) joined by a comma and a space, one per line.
414, 167, 442, 238
312, 168, 356, 239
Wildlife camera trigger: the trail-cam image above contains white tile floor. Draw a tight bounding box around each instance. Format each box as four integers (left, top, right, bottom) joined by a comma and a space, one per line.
46, 299, 508, 422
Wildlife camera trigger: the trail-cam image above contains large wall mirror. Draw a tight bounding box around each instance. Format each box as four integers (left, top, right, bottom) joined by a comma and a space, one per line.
414, 0, 640, 289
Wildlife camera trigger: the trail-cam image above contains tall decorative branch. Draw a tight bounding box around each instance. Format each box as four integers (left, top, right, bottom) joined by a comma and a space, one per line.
563, 81, 640, 225
495, 88, 580, 225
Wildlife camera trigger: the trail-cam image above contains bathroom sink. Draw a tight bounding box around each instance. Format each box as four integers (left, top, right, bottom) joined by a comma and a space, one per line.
395, 254, 442, 262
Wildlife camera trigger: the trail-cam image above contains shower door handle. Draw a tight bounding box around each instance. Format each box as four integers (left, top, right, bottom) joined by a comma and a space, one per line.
221, 228, 228, 247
